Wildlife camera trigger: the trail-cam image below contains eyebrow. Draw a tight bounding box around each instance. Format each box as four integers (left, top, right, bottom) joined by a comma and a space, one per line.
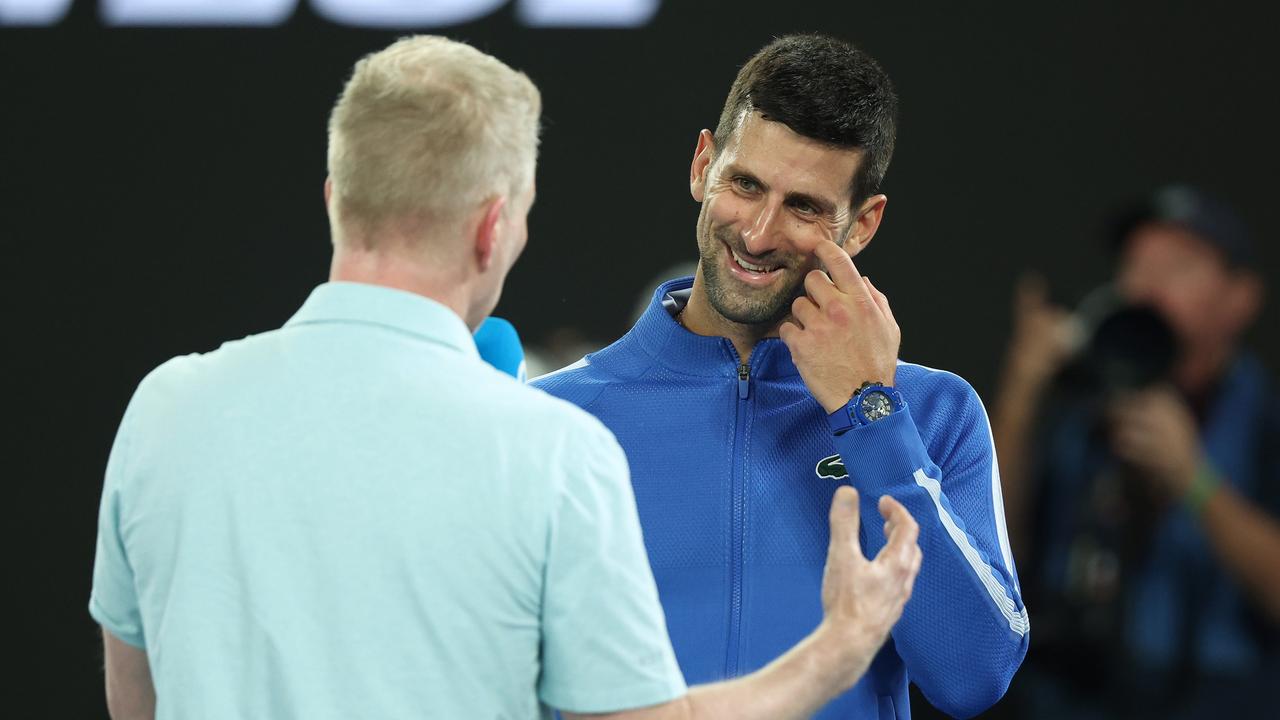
725, 164, 839, 217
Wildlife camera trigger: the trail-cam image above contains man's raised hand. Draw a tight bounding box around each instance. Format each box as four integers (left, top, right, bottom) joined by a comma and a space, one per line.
779, 240, 901, 413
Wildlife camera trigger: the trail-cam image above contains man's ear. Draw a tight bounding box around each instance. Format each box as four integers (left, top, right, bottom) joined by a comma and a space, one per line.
474, 196, 508, 272
690, 130, 716, 203
324, 176, 333, 210
845, 194, 888, 257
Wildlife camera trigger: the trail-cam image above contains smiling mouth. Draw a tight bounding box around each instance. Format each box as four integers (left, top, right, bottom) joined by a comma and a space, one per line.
726, 244, 783, 275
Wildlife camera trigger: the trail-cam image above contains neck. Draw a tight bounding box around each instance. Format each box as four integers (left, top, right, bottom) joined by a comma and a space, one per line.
680, 271, 780, 364
329, 246, 474, 327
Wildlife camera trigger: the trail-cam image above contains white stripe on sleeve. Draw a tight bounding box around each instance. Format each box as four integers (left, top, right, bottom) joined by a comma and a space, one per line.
913, 468, 1030, 637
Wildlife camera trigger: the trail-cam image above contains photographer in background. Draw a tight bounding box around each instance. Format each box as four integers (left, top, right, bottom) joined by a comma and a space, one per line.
992, 185, 1279, 719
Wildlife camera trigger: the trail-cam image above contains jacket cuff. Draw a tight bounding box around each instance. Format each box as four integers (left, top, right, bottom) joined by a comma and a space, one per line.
832, 403, 931, 491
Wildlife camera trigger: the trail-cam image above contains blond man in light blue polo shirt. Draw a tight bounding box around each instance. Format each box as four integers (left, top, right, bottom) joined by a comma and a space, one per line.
91, 35, 924, 720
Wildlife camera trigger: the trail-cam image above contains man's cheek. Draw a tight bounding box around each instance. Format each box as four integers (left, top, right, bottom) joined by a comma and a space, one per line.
707, 191, 752, 225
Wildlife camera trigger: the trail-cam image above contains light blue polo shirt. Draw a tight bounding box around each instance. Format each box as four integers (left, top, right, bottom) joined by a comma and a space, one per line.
90, 281, 686, 719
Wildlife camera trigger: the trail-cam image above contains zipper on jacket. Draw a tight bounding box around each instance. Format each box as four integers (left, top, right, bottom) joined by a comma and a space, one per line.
726, 361, 751, 675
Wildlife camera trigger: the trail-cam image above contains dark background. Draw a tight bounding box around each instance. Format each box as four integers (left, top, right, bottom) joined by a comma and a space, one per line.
4, 1, 1277, 716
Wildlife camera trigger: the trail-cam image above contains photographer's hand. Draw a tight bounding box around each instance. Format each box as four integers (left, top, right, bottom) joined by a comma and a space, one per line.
1004, 274, 1078, 388
1109, 388, 1280, 622
1109, 387, 1201, 498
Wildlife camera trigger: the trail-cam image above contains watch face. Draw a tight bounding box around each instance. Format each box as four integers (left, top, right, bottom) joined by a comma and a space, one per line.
860, 390, 893, 422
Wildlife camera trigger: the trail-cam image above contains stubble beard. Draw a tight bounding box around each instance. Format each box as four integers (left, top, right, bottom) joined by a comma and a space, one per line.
697, 220, 805, 328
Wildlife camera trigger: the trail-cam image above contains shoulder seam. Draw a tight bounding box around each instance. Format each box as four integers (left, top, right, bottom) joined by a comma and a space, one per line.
897, 359, 969, 384
532, 356, 613, 416
530, 356, 591, 383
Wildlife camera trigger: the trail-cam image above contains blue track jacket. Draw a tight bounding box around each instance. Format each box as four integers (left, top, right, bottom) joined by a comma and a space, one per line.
533, 278, 1029, 719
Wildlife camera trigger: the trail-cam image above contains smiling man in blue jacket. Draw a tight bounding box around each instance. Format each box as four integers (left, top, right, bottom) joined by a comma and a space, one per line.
534, 34, 1029, 719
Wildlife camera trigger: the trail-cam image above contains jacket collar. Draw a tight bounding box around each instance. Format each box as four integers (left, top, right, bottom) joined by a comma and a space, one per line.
285, 281, 479, 359
625, 276, 800, 380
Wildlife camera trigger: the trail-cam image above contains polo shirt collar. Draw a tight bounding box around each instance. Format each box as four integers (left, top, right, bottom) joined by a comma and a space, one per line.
285, 282, 479, 359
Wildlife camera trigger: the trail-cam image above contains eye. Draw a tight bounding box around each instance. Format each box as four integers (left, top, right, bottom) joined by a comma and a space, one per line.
790, 200, 818, 215
733, 176, 759, 192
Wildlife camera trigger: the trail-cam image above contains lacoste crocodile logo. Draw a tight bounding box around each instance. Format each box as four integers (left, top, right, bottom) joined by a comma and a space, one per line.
815, 454, 847, 480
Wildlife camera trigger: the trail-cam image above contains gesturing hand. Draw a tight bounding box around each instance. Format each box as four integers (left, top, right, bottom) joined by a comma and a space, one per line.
780, 240, 901, 413
820, 486, 922, 665
1004, 273, 1079, 388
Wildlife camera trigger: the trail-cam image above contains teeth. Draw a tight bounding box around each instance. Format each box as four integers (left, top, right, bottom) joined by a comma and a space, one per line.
732, 249, 775, 273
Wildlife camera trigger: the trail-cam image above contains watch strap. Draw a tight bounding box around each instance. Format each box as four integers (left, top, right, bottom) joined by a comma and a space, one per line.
827, 382, 896, 436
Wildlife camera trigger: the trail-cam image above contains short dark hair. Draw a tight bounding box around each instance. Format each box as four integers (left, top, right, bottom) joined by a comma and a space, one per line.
713, 34, 898, 206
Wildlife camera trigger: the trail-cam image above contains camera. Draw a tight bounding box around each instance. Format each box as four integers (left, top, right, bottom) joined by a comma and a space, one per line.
1061, 284, 1178, 396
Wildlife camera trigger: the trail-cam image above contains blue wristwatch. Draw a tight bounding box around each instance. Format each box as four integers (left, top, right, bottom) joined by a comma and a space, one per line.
827, 382, 905, 436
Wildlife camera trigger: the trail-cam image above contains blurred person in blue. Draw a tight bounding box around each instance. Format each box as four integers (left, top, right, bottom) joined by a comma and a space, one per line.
89, 34, 927, 720
993, 185, 1279, 718
535, 34, 1028, 719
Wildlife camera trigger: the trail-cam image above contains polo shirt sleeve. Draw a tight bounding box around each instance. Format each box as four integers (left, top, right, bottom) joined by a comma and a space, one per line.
89, 398, 146, 649
537, 420, 687, 713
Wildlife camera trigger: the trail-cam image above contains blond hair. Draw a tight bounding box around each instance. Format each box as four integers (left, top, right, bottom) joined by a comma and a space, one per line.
326, 36, 541, 245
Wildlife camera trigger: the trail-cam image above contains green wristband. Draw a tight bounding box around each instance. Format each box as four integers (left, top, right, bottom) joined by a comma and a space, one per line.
1184, 462, 1221, 515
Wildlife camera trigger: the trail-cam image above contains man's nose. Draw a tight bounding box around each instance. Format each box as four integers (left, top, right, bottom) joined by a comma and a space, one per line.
741, 200, 783, 257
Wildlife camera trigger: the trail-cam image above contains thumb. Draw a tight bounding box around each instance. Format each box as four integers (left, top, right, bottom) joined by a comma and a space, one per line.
828, 485, 862, 561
